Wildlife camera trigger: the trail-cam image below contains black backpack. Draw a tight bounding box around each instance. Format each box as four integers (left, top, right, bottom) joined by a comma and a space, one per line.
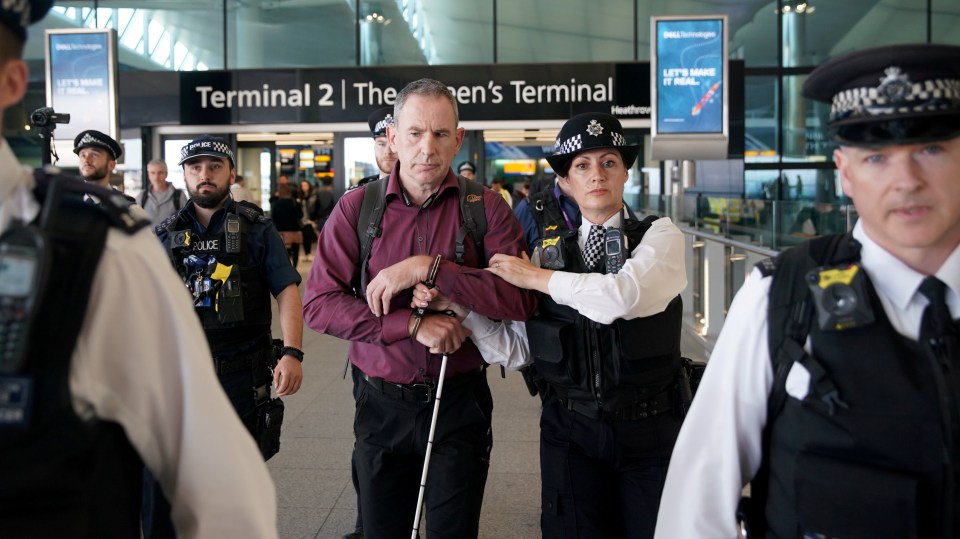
354, 175, 486, 295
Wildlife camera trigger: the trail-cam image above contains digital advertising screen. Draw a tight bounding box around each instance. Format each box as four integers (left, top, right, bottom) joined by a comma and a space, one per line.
650, 15, 728, 159
655, 18, 724, 134
44, 29, 119, 155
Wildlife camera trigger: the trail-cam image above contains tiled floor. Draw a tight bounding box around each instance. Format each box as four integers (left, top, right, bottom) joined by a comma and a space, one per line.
272, 258, 706, 538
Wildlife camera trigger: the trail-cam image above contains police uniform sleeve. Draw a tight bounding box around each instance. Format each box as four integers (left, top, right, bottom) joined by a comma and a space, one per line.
547, 216, 687, 324
653, 267, 774, 539
67, 227, 279, 539
255, 218, 303, 295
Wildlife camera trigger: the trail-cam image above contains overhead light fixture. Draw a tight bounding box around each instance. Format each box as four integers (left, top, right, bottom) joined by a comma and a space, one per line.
776, 2, 815, 14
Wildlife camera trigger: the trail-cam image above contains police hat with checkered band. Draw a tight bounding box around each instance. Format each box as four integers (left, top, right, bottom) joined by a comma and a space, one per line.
73, 130, 123, 161
367, 107, 395, 138
0, 0, 52, 42
178, 135, 236, 169
545, 112, 640, 177
802, 44, 960, 147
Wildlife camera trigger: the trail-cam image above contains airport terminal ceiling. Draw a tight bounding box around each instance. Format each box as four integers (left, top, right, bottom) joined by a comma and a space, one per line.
23, 1, 960, 70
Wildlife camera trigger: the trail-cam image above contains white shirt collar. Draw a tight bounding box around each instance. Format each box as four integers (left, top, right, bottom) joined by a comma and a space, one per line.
855, 221, 960, 315
0, 138, 41, 235
578, 206, 626, 245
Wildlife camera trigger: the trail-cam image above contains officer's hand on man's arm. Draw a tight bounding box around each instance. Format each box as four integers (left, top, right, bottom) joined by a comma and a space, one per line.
366, 254, 434, 316
274, 356, 303, 397
487, 252, 553, 293
408, 312, 472, 355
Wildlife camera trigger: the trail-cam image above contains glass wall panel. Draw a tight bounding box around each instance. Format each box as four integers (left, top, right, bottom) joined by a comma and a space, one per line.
779, 0, 925, 66
782, 74, 834, 162
227, 0, 355, 68
498, 0, 633, 63
732, 1, 777, 67
414, 0, 493, 64
932, 0, 960, 45
360, 0, 436, 65
48, 1, 226, 70
744, 76, 777, 162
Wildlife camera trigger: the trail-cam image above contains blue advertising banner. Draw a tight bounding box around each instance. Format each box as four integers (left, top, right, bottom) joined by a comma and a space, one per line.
655, 18, 724, 135
46, 30, 116, 141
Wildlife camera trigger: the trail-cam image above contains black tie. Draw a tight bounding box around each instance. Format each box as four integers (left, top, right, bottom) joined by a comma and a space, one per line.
918, 277, 956, 345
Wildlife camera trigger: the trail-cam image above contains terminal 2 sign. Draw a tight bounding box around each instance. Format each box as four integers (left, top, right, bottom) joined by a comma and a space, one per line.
173, 63, 655, 125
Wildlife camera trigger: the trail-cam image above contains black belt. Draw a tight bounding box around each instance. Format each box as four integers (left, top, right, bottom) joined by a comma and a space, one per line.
214, 348, 273, 375
562, 387, 676, 420
358, 367, 484, 403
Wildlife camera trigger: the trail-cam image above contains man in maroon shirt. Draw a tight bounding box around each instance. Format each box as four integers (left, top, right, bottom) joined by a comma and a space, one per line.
303, 78, 536, 538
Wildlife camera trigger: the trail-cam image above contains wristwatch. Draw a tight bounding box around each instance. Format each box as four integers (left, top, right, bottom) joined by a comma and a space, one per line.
280, 346, 305, 363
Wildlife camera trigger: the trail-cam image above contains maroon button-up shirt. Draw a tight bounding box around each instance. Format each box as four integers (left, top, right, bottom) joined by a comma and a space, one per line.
303, 169, 538, 384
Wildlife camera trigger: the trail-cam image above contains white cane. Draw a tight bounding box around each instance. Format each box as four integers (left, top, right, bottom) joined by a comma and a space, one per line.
411, 353, 448, 539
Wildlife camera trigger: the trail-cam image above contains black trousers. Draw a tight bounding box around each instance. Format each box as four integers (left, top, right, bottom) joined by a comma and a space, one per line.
539, 397, 682, 539
353, 367, 493, 539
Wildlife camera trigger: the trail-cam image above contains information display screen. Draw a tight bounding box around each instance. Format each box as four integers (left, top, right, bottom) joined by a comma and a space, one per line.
654, 18, 724, 135
46, 30, 115, 141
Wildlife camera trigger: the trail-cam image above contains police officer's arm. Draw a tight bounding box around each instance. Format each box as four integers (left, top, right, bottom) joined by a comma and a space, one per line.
255, 221, 304, 396
653, 268, 773, 539
274, 283, 303, 396
412, 283, 531, 370
492, 217, 686, 325
70, 228, 278, 538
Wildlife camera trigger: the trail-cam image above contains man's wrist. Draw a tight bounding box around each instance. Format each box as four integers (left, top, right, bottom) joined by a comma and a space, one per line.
280, 346, 304, 362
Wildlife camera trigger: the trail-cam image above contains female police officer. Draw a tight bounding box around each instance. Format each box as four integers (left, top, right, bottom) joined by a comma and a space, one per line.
486, 112, 687, 538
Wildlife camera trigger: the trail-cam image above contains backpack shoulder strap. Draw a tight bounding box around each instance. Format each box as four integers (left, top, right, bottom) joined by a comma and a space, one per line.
356, 177, 388, 295
139, 189, 148, 208
529, 189, 564, 228
455, 175, 486, 265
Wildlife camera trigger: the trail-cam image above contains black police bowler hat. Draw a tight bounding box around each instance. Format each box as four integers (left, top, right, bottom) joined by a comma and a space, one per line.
0, 0, 52, 42
457, 161, 476, 174
178, 135, 236, 169
367, 107, 395, 138
802, 44, 960, 147
73, 130, 122, 160
545, 113, 640, 177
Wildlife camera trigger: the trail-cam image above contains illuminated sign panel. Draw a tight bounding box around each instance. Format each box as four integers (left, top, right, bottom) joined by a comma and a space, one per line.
650, 16, 728, 159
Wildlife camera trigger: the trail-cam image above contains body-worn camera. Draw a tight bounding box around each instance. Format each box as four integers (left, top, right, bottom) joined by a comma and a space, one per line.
806, 263, 875, 331
29, 107, 70, 129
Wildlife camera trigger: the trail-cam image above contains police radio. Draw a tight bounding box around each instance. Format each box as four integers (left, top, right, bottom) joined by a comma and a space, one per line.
225, 213, 241, 254
604, 228, 625, 274
0, 225, 49, 374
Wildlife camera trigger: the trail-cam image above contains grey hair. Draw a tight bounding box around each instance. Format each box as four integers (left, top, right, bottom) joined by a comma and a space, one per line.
147, 158, 167, 171
393, 78, 459, 126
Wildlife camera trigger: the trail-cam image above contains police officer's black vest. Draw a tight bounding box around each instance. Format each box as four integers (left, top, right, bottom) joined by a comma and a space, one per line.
525, 194, 682, 412
161, 200, 272, 354
752, 234, 960, 539
0, 173, 148, 537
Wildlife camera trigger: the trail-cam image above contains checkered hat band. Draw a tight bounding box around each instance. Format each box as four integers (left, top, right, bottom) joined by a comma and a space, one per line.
375, 115, 394, 133
830, 78, 960, 121
78, 133, 116, 158
553, 132, 629, 156
181, 140, 235, 162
